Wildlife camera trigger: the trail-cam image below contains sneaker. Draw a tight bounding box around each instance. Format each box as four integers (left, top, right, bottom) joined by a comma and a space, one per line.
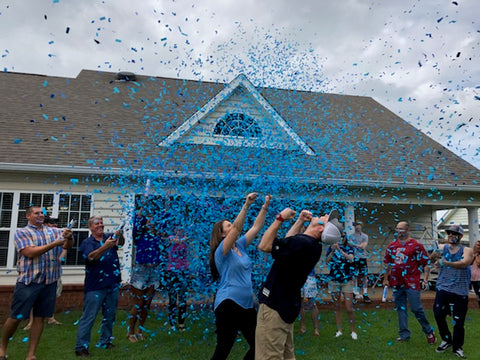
75, 348, 91, 357
427, 332, 436, 344
351, 332, 358, 340
453, 348, 466, 359
363, 294, 372, 303
396, 337, 409, 342
436, 341, 452, 353
335, 331, 343, 338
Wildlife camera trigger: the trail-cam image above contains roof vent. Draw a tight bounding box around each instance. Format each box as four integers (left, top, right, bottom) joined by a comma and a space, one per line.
116, 72, 136, 81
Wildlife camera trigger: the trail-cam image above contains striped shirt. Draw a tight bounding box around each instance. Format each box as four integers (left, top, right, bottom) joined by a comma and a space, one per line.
14, 224, 63, 285
437, 246, 470, 296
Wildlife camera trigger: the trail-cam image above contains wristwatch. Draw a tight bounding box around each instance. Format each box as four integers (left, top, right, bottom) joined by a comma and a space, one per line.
275, 213, 285, 222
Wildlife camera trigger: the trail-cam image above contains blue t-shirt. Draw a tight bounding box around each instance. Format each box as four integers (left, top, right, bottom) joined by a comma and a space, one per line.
214, 235, 254, 310
80, 233, 121, 292
132, 215, 163, 265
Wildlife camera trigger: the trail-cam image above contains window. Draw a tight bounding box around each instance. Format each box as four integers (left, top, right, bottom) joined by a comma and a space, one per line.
17, 193, 54, 227
58, 194, 92, 266
0, 191, 92, 268
213, 112, 262, 138
0, 192, 13, 266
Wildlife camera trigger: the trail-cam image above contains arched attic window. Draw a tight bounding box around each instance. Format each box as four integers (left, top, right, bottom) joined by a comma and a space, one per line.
213, 112, 262, 138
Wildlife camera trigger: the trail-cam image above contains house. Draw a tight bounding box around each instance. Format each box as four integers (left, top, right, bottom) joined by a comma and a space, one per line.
1, 69, 479, 313
436, 208, 480, 244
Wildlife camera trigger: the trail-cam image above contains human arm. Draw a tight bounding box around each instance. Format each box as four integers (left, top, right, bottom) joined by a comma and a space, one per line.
356, 235, 369, 250
257, 208, 296, 253
222, 193, 258, 256
442, 247, 474, 268
244, 195, 272, 246
86, 236, 118, 262
62, 229, 74, 250
20, 228, 73, 258
114, 230, 125, 247
285, 210, 312, 237
382, 247, 392, 286
420, 263, 431, 290
382, 265, 391, 287
328, 243, 354, 262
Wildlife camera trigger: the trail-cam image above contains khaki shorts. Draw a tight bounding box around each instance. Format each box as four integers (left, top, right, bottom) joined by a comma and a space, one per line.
328, 279, 355, 294
255, 303, 295, 360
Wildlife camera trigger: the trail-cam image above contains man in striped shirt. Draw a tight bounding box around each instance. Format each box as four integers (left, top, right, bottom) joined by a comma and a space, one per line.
0, 206, 73, 360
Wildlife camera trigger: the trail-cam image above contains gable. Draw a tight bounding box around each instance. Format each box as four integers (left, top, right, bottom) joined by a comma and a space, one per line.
158, 74, 315, 155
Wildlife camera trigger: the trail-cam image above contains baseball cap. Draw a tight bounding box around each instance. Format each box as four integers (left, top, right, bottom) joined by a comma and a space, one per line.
321, 209, 344, 244
446, 224, 464, 236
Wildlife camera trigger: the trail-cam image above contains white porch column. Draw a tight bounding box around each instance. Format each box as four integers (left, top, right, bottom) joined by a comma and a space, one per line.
344, 204, 355, 238
467, 207, 479, 247
120, 192, 135, 284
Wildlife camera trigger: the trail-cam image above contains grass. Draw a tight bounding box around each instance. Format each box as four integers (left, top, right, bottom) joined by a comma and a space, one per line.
4, 306, 480, 360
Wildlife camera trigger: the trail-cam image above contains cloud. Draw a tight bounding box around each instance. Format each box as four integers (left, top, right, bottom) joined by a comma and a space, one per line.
1, 0, 478, 168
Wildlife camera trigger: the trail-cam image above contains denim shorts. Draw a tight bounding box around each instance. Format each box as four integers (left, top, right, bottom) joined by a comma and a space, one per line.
10, 281, 57, 320
130, 264, 160, 290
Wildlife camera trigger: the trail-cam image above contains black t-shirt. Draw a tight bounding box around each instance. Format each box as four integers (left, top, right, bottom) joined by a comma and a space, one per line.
258, 233, 322, 323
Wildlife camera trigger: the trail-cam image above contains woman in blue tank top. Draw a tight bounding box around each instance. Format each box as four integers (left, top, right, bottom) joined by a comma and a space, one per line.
209, 193, 271, 360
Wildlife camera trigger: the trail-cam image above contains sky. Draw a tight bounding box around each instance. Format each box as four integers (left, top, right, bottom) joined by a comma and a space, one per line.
1, 0, 479, 169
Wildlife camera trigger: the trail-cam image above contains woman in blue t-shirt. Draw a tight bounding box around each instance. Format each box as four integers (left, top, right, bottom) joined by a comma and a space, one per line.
209, 193, 271, 360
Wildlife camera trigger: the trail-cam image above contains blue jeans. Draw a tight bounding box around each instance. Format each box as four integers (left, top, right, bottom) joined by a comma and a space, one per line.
393, 287, 433, 340
75, 284, 119, 351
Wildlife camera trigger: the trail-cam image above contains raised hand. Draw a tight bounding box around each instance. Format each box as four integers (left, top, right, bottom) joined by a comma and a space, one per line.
298, 210, 313, 222
246, 192, 258, 205
280, 208, 297, 221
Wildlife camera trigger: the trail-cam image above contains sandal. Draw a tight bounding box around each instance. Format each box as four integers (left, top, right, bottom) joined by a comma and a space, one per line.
127, 334, 138, 343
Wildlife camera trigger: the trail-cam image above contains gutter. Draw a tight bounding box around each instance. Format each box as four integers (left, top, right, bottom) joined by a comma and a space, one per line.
1, 162, 480, 193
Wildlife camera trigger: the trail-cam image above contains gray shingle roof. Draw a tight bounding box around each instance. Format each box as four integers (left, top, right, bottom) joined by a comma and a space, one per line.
1, 69, 479, 189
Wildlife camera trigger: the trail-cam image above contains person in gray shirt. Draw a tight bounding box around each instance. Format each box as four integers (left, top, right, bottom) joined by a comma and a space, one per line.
351, 221, 371, 303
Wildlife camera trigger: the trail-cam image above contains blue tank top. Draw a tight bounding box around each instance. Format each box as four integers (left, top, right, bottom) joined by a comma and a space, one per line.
436, 246, 470, 296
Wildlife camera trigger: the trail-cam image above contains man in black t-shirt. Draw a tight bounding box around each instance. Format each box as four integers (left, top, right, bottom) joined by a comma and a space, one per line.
255, 208, 342, 359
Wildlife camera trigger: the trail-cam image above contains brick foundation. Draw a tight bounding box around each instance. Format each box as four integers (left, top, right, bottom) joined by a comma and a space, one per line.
1, 285, 478, 324
0, 284, 130, 321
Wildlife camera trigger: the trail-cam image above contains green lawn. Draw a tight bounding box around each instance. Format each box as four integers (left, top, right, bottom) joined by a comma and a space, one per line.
5, 307, 480, 359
